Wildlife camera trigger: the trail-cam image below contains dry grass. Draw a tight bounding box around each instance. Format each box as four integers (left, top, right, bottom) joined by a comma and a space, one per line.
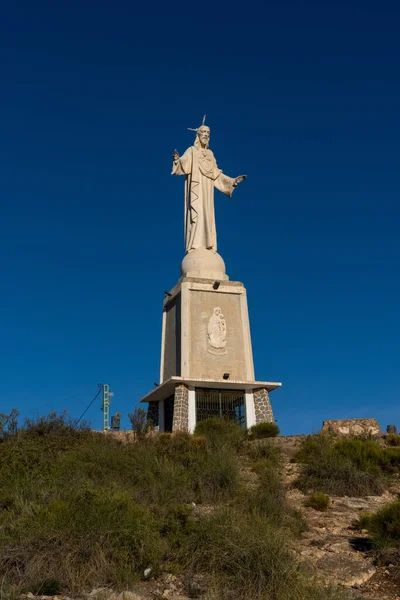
0, 413, 353, 599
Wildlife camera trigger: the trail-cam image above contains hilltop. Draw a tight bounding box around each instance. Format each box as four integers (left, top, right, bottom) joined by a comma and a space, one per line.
1, 414, 400, 600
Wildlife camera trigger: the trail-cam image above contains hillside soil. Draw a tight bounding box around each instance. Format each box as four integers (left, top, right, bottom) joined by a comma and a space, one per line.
277, 436, 400, 600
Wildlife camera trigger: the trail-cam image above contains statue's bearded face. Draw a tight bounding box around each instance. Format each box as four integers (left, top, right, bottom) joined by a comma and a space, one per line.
198, 126, 210, 147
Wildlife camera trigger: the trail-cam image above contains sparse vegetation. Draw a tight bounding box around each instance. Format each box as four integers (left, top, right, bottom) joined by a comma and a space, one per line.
353, 511, 374, 531
295, 435, 400, 496
355, 499, 400, 548
386, 433, 400, 447
248, 421, 280, 439
128, 406, 151, 437
0, 408, 19, 438
0, 413, 353, 599
304, 492, 330, 511
354, 499, 400, 571
178, 507, 340, 600
194, 417, 246, 450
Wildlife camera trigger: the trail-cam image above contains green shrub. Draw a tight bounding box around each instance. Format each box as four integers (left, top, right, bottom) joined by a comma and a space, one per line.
245, 439, 283, 469
0, 485, 165, 590
361, 499, 400, 548
179, 507, 349, 600
194, 418, 245, 450
386, 433, 400, 447
331, 439, 385, 470
353, 511, 373, 531
295, 435, 391, 496
194, 450, 239, 503
239, 443, 307, 537
353, 500, 400, 569
296, 451, 386, 496
250, 470, 307, 536
128, 406, 150, 437
248, 422, 279, 440
24, 409, 89, 436
294, 434, 334, 463
304, 492, 330, 511
179, 507, 300, 599
383, 447, 400, 473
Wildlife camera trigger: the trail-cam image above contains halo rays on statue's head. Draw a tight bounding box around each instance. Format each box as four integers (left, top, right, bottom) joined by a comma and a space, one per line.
188, 115, 210, 149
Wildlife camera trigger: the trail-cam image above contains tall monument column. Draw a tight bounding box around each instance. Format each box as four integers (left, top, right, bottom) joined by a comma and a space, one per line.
140, 117, 281, 432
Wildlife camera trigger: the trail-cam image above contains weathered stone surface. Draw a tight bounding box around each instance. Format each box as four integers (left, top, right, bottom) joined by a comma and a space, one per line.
321, 418, 381, 437
172, 384, 189, 432
88, 589, 115, 600
117, 592, 143, 600
314, 554, 376, 588
253, 387, 274, 423
186, 281, 254, 382
277, 437, 398, 598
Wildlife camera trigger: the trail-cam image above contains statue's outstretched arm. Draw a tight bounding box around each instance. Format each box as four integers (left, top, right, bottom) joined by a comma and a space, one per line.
171, 147, 192, 176
214, 172, 247, 197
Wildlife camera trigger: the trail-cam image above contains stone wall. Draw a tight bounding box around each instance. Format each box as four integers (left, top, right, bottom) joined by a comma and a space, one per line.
253, 387, 274, 424
172, 384, 189, 432
147, 401, 159, 428
321, 418, 381, 436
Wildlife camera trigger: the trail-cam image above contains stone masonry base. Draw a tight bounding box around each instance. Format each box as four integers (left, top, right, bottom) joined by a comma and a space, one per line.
172, 383, 189, 432
253, 387, 274, 424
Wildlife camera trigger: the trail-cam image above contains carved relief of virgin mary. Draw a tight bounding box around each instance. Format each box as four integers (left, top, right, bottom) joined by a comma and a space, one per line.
207, 307, 227, 355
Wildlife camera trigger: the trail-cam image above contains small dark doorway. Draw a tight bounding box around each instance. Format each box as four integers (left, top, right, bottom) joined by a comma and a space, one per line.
195, 388, 245, 426
164, 395, 175, 432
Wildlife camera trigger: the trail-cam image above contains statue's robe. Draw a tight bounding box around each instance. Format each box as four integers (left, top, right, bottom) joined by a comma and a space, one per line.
172, 146, 236, 253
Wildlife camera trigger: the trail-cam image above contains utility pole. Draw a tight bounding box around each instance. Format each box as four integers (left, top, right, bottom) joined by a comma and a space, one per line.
101, 384, 114, 431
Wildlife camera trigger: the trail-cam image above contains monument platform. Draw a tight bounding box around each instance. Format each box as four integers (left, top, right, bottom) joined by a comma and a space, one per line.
139, 376, 281, 433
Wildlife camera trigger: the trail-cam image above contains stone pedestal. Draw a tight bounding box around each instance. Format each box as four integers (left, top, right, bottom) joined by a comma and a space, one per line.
160, 277, 254, 383
140, 268, 282, 433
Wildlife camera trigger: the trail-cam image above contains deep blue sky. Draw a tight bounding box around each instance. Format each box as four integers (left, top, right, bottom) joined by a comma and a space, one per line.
1, 1, 399, 434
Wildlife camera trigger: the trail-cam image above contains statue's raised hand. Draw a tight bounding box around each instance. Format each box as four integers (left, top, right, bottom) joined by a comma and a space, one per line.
173, 149, 180, 162
234, 174, 247, 187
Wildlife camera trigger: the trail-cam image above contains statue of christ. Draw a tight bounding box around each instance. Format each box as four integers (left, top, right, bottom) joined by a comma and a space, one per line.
172, 117, 246, 253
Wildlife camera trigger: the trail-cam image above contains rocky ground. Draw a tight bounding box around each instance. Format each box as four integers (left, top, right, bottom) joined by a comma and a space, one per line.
280, 436, 400, 600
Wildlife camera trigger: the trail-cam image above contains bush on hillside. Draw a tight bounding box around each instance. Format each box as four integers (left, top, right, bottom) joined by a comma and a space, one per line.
357, 499, 400, 548
353, 512, 373, 531
194, 418, 245, 450
245, 438, 283, 465
293, 434, 334, 463
248, 422, 279, 440
128, 407, 151, 437
386, 433, 400, 447
295, 436, 390, 496
0, 487, 165, 591
0, 408, 19, 438
24, 409, 89, 435
179, 507, 349, 600
354, 499, 400, 570
304, 492, 330, 511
